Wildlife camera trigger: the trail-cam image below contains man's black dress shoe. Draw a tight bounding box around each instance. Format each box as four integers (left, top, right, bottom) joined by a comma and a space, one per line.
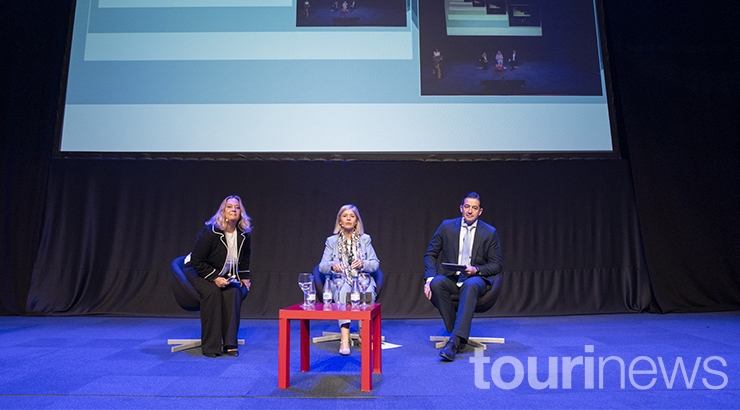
203, 352, 220, 358
223, 346, 239, 357
439, 339, 458, 361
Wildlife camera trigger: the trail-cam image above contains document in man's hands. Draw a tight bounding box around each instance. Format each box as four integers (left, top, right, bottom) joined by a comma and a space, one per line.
441, 263, 467, 272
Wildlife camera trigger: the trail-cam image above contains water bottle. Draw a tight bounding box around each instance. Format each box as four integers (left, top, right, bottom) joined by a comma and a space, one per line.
322, 277, 333, 305
307, 281, 316, 306
350, 278, 360, 306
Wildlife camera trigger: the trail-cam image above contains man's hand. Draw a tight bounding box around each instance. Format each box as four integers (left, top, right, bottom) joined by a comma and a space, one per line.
424, 282, 432, 300
213, 277, 229, 288
241, 279, 251, 290
464, 265, 478, 275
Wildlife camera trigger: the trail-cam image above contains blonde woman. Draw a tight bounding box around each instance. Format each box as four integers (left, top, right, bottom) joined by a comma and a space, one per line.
318, 204, 380, 355
185, 195, 252, 357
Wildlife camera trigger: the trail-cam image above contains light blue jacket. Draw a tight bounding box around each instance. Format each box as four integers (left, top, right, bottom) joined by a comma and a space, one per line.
318, 233, 380, 275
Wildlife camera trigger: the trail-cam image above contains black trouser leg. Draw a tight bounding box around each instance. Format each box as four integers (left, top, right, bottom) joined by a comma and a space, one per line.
451, 277, 487, 342
430, 275, 459, 333
189, 276, 224, 355
221, 285, 247, 347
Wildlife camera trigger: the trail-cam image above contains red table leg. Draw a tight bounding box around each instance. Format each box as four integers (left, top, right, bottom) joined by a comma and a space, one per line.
278, 317, 290, 389
373, 310, 382, 373
360, 316, 373, 392
300, 319, 310, 372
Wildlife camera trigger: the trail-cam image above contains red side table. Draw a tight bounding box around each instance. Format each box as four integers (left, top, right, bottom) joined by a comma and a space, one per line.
278, 302, 382, 392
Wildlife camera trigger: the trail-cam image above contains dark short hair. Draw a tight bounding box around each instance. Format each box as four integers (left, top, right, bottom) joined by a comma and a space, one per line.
461, 192, 482, 206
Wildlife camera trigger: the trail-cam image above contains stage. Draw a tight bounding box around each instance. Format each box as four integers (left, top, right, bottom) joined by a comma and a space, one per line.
421, 60, 603, 96
1, 312, 737, 408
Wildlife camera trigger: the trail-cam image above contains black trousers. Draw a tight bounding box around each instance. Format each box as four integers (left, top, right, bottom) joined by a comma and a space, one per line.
430, 275, 488, 342
188, 276, 248, 355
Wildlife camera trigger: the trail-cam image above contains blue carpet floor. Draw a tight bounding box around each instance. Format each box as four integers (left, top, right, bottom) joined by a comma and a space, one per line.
0, 312, 738, 408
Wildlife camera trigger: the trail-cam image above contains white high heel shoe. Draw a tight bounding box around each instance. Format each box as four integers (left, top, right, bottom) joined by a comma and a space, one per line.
339, 339, 351, 356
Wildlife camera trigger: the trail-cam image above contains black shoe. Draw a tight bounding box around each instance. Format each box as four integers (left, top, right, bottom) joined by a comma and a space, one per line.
203, 352, 220, 358
439, 339, 458, 361
223, 346, 239, 357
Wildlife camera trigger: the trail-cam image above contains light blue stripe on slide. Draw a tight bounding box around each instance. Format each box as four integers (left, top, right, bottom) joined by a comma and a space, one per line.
61, 103, 614, 152
61, 104, 612, 152
84, 31, 413, 61
98, 0, 293, 8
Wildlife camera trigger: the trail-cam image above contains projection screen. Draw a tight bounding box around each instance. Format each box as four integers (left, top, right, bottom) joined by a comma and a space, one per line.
57, 0, 619, 160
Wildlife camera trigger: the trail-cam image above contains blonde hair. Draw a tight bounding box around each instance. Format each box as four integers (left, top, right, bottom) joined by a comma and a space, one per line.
333, 204, 364, 235
206, 195, 252, 233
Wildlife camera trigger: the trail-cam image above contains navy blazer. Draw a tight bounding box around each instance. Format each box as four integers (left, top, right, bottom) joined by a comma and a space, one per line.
186, 224, 251, 281
424, 217, 503, 285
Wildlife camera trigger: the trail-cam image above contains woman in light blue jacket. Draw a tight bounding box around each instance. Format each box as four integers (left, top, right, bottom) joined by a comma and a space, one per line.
318, 204, 380, 355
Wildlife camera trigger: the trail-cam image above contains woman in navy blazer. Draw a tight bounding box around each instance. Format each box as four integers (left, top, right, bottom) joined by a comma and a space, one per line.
318, 204, 380, 355
185, 195, 251, 357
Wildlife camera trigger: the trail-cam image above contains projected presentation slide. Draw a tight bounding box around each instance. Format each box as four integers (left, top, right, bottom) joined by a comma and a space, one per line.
444, 0, 542, 36
296, 0, 407, 27
421, 0, 603, 96
59, 0, 616, 156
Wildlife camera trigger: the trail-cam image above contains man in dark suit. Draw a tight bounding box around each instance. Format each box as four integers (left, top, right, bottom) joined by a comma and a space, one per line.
424, 192, 503, 361
508, 49, 519, 70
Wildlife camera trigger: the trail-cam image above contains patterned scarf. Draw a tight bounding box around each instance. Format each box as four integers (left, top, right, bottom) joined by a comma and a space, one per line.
337, 230, 361, 284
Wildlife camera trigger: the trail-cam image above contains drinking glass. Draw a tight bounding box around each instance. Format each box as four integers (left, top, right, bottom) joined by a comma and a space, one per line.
298, 273, 313, 307
357, 273, 371, 307
332, 271, 345, 304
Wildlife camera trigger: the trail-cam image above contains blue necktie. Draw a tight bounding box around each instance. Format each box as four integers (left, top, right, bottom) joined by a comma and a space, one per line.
459, 224, 473, 281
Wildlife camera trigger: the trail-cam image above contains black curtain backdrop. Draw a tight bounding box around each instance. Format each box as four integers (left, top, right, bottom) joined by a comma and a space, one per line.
25, 160, 651, 318
2, 1, 739, 318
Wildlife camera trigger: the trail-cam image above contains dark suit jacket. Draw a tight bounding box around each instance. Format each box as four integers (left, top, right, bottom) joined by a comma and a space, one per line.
186, 224, 251, 281
424, 217, 503, 285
